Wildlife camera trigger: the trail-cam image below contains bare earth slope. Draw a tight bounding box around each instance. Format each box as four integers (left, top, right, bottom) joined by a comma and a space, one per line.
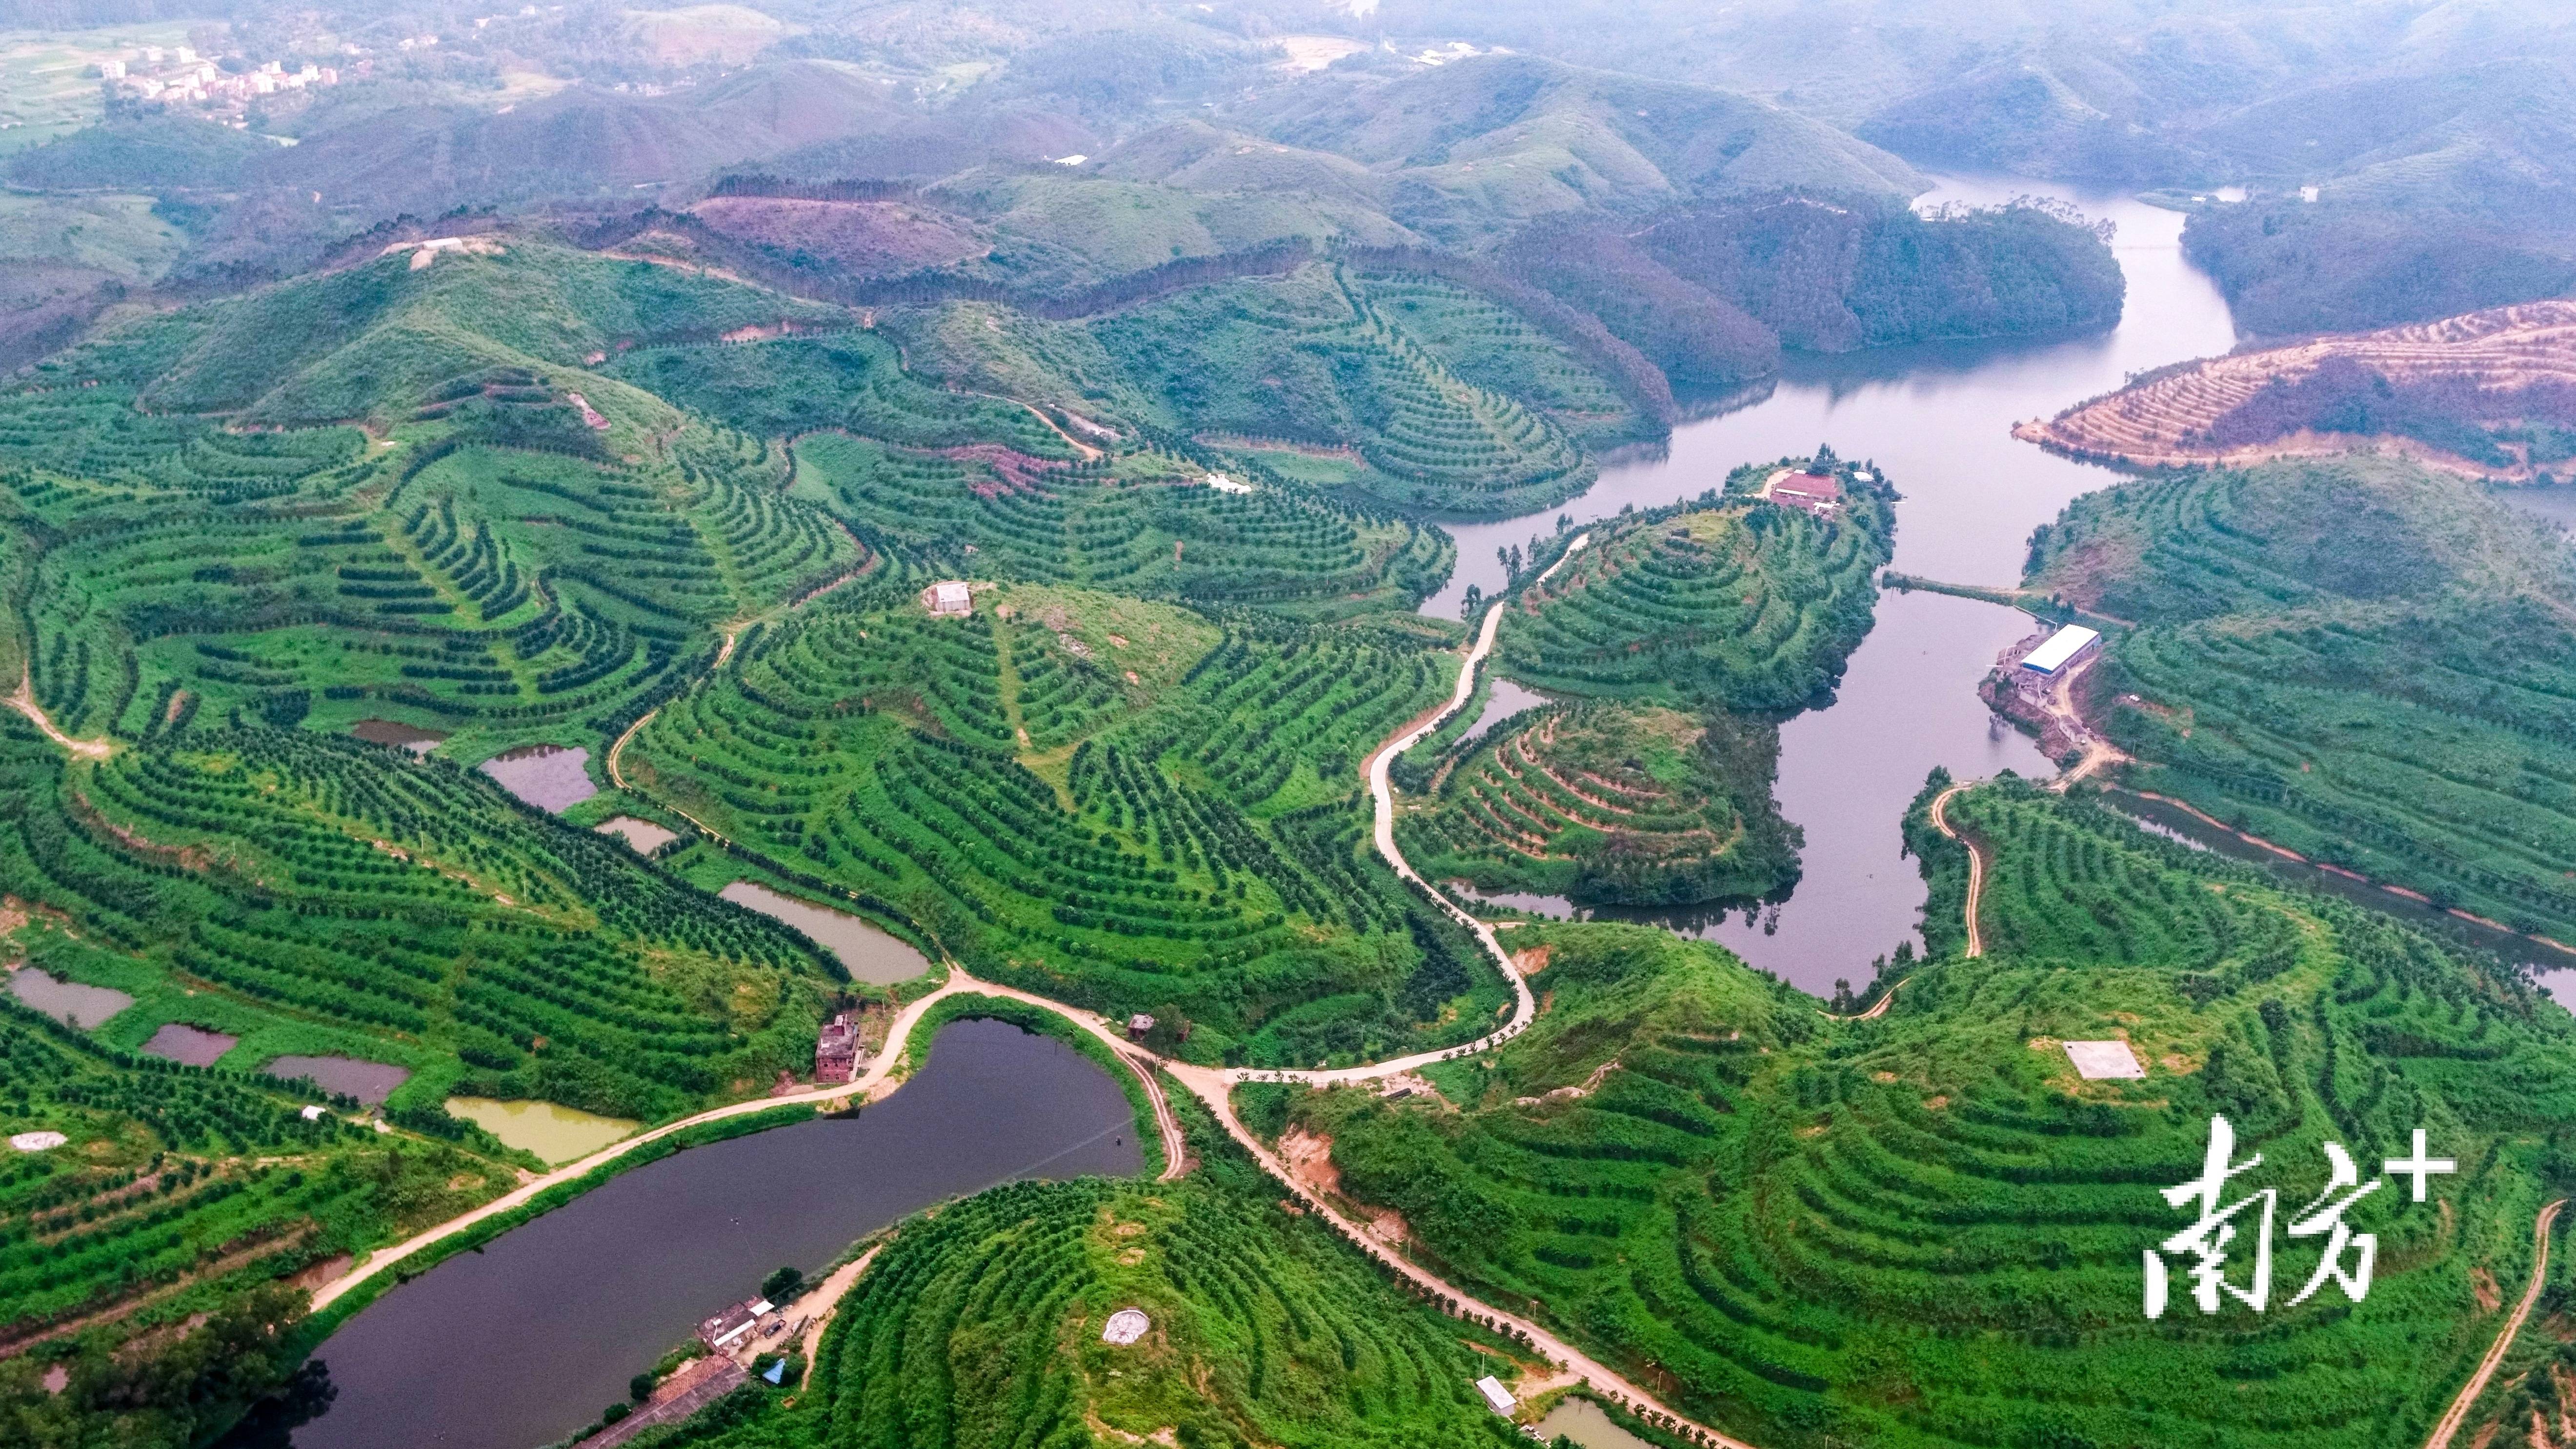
2016, 301, 2576, 479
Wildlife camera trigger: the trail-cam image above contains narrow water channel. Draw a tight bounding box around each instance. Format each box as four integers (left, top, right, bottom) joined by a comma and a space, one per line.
1421, 175, 2243, 996
293, 1018, 1141, 1449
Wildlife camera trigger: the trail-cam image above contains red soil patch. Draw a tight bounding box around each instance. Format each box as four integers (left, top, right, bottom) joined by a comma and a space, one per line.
2018, 301, 2576, 479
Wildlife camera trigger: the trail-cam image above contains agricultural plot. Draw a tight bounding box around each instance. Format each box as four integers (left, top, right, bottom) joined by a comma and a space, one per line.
671, 1174, 1520, 1449
0, 998, 514, 1358
2028, 457, 2576, 940
1396, 702, 1799, 906
1350, 271, 1650, 452
1495, 479, 1891, 714
604, 330, 1080, 456
893, 264, 1612, 516
625, 585, 1506, 1065
0, 248, 865, 756
1291, 784, 2576, 1448
788, 431, 1452, 619
0, 714, 836, 1122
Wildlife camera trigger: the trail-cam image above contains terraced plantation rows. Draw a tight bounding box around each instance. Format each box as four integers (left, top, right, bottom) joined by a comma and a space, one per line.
2027, 457, 2576, 940
693, 1173, 1523, 1449
1352, 272, 1648, 452
789, 431, 1451, 618
1496, 477, 1891, 713
604, 330, 1083, 456
0, 999, 512, 1340
626, 584, 1506, 1064
0, 716, 835, 1121
1397, 702, 1799, 906
891, 264, 1606, 516
1289, 784, 2576, 1448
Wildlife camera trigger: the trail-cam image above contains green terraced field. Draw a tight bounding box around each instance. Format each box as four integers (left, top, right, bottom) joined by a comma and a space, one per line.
899, 264, 1612, 517
1396, 701, 1798, 906
0, 716, 837, 1121
2027, 457, 2576, 941
1287, 781, 2576, 1449
626, 579, 1506, 1065
786, 431, 1453, 620
1495, 471, 1891, 713
610, 1170, 1527, 1449
0, 243, 875, 758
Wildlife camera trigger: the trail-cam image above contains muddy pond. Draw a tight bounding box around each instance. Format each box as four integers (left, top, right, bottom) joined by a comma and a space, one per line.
719, 880, 934, 985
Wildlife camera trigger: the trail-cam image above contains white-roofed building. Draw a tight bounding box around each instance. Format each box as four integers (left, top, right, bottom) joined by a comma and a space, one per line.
921, 581, 972, 617
1473, 1375, 1515, 1415
2018, 624, 2100, 677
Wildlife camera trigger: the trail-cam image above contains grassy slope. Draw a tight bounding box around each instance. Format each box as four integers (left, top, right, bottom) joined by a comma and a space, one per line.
2028, 456, 2576, 940
1295, 781, 2576, 1448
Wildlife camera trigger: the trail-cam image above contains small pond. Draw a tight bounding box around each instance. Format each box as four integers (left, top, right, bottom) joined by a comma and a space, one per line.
263, 1056, 411, 1106
7, 966, 133, 1029
476, 744, 598, 812
141, 1023, 237, 1067
444, 1097, 639, 1165
720, 880, 934, 985
1458, 678, 1551, 749
1532, 1398, 1657, 1449
594, 815, 679, 853
348, 720, 447, 754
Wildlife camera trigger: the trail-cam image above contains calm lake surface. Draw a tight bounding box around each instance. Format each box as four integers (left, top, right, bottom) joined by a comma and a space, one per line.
1424, 175, 2241, 995
298, 1019, 1141, 1449
720, 880, 934, 985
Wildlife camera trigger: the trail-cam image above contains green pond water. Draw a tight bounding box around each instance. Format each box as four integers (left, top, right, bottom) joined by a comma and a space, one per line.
445, 1096, 638, 1164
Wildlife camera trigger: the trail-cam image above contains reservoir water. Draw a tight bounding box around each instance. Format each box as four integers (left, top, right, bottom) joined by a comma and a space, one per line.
295, 1018, 1141, 1449
1424, 175, 2243, 995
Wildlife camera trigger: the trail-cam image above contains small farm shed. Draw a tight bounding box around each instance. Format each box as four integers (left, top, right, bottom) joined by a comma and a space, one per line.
1474, 1375, 1515, 1415
922, 581, 972, 616
2019, 624, 2101, 677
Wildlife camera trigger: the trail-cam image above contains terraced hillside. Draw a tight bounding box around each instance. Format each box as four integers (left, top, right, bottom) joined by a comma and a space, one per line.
0, 717, 834, 1121
787, 432, 1453, 620
2027, 456, 2576, 941
2017, 301, 2576, 480
0, 243, 869, 759
896, 264, 1616, 516
1288, 783, 2576, 1448
0, 1001, 514, 1443
623, 581, 1506, 1066
1494, 473, 1891, 713
603, 1165, 1526, 1449
1396, 702, 1799, 906
800, 1175, 1523, 1449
